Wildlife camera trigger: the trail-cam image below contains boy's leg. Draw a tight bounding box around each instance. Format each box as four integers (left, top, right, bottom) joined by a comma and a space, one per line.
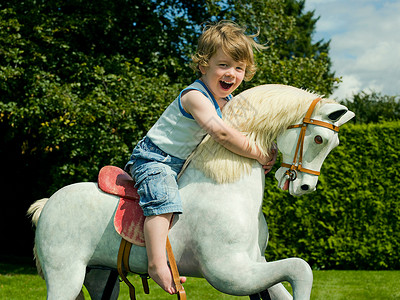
144, 213, 176, 294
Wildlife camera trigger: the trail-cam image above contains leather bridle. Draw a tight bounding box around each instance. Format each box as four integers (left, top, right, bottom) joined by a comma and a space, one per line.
281, 97, 340, 181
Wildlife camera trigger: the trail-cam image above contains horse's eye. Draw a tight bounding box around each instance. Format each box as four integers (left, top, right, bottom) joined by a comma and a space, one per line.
314, 135, 323, 144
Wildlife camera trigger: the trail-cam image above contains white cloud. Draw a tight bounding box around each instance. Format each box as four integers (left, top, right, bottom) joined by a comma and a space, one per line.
332, 75, 362, 99
306, 0, 400, 99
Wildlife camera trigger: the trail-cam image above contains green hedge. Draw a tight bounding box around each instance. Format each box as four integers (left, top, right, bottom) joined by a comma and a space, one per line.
263, 121, 400, 270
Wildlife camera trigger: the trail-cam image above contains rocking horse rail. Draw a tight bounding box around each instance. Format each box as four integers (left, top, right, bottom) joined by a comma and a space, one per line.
249, 289, 272, 300
100, 269, 119, 300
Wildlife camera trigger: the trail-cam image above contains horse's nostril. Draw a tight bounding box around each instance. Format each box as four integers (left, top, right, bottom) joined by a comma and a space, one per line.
301, 184, 309, 191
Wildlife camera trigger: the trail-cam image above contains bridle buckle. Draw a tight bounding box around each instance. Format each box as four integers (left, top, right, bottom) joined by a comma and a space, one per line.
286, 169, 298, 181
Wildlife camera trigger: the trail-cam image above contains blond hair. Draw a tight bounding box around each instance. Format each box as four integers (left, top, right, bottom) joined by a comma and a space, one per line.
191, 21, 265, 81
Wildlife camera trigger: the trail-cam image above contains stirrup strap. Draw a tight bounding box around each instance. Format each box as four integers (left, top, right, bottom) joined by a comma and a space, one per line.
117, 238, 136, 300
167, 237, 187, 299
117, 236, 187, 299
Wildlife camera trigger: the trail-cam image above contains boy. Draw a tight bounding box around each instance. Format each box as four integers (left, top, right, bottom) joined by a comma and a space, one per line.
125, 21, 277, 294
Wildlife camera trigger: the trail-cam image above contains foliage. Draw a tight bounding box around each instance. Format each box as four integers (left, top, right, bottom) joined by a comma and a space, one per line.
263, 121, 400, 270
0, 55, 180, 192
0, 3, 185, 195
0, 0, 336, 198
340, 91, 400, 124
205, 0, 339, 96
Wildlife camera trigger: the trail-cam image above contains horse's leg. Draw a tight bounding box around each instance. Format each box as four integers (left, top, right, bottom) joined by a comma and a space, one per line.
201, 255, 312, 300
267, 283, 293, 299
41, 260, 87, 300
250, 283, 293, 300
36, 220, 92, 299
36, 229, 87, 299
84, 268, 120, 300
34, 183, 120, 300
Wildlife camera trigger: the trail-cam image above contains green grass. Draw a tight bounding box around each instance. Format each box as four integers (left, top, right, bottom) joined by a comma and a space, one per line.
1, 257, 400, 299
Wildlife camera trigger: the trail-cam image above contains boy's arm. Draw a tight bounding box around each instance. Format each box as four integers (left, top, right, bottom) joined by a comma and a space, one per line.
181, 90, 270, 165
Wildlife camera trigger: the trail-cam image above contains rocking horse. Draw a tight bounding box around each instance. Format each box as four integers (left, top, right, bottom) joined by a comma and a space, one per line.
28, 84, 354, 300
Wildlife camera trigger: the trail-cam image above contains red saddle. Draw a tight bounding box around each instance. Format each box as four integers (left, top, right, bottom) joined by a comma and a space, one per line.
98, 166, 145, 246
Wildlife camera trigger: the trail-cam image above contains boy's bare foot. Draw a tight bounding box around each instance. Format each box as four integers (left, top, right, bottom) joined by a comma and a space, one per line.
148, 263, 175, 294
148, 263, 186, 294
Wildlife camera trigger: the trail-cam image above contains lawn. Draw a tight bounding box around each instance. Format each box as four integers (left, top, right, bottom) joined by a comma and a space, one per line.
1, 257, 399, 299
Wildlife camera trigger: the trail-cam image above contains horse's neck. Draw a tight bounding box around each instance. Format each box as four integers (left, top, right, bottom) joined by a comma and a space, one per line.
179, 161, 265, 210
185, 95, 287, 183
183, 85, 316, 184
183, 135, 256, 184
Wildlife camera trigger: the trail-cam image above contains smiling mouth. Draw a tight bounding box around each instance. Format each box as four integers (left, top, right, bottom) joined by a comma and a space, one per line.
220, 80, 234, 90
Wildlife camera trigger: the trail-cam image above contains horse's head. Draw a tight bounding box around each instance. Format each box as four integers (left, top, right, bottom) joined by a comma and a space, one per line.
275, 99, 355, 196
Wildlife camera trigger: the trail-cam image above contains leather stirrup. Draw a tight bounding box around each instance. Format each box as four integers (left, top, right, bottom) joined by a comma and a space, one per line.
167, 237, 187, 299
117, 238, 137, 300
117, 237, 187, 299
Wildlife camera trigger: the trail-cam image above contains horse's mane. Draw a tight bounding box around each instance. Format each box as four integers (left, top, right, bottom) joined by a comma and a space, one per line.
181, 84, 337, 184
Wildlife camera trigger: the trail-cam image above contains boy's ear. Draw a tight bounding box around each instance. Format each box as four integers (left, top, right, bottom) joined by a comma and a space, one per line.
199, 65, 207, 75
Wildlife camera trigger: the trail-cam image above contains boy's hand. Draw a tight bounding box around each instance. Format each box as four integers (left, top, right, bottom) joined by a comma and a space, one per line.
261, 143, 278, 175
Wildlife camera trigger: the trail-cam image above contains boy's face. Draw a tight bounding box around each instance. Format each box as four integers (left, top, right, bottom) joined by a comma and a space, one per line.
199, 49, 246, 100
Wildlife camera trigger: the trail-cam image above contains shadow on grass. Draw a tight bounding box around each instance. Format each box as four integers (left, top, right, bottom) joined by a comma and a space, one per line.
0, 255, 37, 275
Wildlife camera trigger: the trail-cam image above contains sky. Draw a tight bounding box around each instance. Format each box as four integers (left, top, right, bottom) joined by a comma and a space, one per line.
304, 0, 400, 100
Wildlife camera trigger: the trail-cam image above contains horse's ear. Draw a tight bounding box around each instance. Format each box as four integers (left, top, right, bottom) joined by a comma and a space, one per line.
328, 109, 347, 121
337, 110, 355, 126
320, 104, 355, 125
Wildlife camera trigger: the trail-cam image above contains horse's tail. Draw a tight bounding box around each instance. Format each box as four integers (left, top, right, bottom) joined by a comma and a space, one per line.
27, 198, 49, 279
32, 244, 44, 279
27, 198, 49, 227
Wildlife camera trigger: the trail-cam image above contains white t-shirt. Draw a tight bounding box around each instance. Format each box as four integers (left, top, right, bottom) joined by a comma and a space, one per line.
147, 79, 232, 159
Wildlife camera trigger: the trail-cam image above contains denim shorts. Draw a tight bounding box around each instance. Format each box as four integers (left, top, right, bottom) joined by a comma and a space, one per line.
125, 137, 185, 216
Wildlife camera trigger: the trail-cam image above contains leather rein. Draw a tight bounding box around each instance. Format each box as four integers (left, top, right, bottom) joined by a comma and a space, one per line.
281, 97, 340, 181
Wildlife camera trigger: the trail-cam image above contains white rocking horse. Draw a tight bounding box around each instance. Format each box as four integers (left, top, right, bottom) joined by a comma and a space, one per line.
28, 84, 354, 300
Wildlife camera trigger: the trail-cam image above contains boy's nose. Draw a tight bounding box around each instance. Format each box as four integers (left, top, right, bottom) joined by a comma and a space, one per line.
225, 68, 234, 77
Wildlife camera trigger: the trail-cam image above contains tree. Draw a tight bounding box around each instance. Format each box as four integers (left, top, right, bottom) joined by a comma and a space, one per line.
203, 0, 338, 95
0, 1, 192, 193
0, 2, 186, 256
340, 91, 400, 124
0, 0, 337, 192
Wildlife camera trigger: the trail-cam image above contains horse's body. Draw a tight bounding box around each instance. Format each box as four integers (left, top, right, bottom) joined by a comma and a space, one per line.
29, 84, 354, 300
